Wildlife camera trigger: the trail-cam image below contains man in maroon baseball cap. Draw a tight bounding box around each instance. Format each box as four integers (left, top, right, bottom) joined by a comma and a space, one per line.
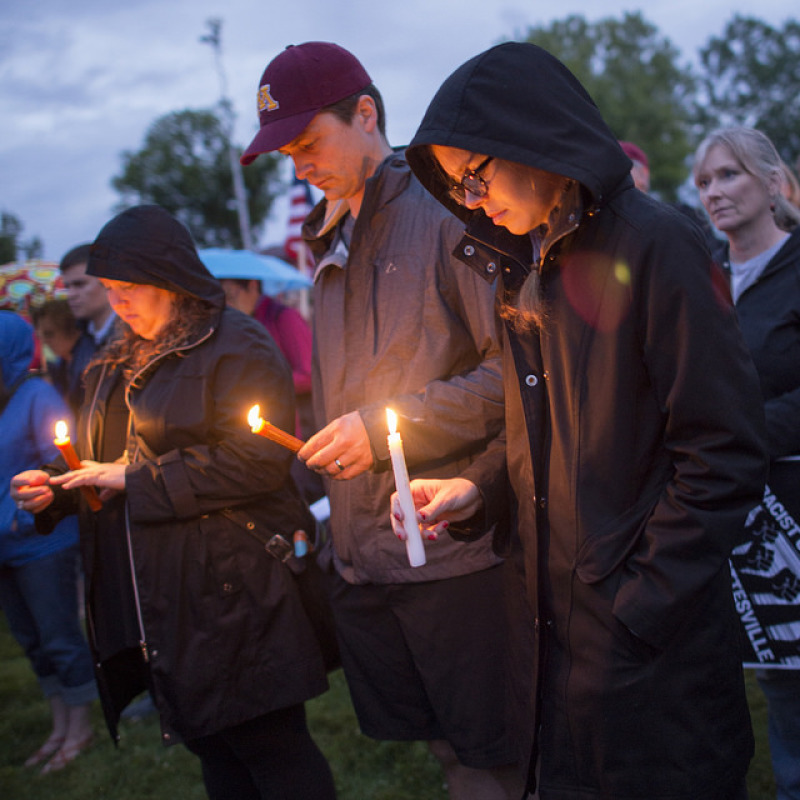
241, 42, 529, 798
241, 42, 372, 165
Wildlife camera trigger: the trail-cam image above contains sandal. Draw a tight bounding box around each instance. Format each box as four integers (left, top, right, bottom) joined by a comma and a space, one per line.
24, 736, 65, 768
40, 732, 93, 774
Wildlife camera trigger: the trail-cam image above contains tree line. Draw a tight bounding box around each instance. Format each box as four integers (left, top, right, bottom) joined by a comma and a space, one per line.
522, 12, 800, 200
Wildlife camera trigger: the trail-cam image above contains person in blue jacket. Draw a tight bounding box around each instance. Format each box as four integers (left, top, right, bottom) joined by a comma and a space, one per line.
0, 311, 96, 773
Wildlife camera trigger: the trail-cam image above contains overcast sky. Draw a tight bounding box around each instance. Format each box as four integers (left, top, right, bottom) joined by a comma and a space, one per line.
1, 0, 796, 262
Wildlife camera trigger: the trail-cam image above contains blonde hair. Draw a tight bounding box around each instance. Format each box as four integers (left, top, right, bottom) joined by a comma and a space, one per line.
693, 127, 800, 232
782, 159, 800, 210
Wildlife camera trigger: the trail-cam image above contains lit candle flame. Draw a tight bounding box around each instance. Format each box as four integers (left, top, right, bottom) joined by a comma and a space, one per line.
52, 419, 103, 510
386, 408, 398, 435
247, 404, 261, 429
54, 420, 69, 443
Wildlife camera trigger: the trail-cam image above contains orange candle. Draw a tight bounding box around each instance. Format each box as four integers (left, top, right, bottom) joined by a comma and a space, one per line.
247, 405, 304, 452
53, 421, 103, 511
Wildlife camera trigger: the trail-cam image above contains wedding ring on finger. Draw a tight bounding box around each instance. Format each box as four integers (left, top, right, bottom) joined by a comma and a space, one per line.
334, 458, 345, 472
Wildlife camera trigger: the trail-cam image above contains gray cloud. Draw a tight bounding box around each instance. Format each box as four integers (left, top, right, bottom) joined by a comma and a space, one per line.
2, 0, 795, 260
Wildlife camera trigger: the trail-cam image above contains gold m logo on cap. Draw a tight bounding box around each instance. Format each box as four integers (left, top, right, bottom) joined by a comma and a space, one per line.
258, 85, 279, 113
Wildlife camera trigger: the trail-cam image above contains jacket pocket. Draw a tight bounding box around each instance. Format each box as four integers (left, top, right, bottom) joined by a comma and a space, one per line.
197, 514, 245, 598
574, 485, 662, 584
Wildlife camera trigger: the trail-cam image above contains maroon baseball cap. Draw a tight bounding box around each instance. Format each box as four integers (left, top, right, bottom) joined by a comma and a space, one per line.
618, 140, 649, 169
240, 42, 372, 165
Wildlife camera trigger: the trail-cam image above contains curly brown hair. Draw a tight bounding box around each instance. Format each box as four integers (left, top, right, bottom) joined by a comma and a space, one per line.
91, 293, 217, 383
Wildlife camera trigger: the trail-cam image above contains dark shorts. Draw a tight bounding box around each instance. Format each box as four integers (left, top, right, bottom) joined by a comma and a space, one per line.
330, 563, 531, 769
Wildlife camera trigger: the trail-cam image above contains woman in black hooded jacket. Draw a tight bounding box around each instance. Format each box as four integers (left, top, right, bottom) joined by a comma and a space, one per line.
394, 43, 768, 799
12, 205, 336, 800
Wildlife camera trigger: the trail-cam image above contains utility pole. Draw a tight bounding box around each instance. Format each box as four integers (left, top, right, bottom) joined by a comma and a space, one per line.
200, 18, 254, 250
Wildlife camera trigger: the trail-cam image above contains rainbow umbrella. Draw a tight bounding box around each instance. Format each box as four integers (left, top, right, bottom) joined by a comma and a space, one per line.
0, 260, 64, 320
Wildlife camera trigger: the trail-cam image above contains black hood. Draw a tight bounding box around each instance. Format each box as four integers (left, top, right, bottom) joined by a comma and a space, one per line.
407, 42, 632, 223
87, 205, 225, 308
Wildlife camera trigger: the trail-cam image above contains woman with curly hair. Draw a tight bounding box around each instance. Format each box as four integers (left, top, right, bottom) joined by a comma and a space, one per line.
12, 205, 336, 799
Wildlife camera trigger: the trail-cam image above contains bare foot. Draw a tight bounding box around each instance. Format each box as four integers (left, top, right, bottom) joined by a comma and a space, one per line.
24, 734, 65, 768
40, 732, 93, 774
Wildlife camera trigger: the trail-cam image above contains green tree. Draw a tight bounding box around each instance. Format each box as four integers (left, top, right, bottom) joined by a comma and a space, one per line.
0, 212, 21, 263
0, 212, 43, 263
22, 236, 43, 261
519, 12, 697, 199
112, 108, 281, 248
694, 15, 800, 163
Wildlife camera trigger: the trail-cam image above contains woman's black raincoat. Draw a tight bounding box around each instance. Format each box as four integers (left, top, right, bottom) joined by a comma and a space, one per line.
717, 228, 800, 458
47, 206, 328, 746
407, 43, 768, 799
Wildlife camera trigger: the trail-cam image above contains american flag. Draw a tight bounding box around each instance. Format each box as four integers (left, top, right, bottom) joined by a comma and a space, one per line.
284, 176, 315, 275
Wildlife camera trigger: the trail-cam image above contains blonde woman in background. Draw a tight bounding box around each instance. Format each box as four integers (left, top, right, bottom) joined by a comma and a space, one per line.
694, 126, 800, 800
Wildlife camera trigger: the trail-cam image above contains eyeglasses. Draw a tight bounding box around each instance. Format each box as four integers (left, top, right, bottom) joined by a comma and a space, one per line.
448, 156, 494, 206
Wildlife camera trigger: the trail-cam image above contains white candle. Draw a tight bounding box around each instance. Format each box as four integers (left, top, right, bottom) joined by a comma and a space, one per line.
386, 408, 426, 567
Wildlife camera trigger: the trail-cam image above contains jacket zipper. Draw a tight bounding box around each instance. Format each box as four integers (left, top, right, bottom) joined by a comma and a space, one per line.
121, 324, 217, 664
83, 362, 107, 461
123, 502, 149, 662
83, 360, 151, 662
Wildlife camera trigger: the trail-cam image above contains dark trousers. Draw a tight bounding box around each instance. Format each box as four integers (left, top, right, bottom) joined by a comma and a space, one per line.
184, 703, 336, 800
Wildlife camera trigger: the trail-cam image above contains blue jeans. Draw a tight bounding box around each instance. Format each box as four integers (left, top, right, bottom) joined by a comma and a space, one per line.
757, 670, 800, 800
0, 544, 96, 705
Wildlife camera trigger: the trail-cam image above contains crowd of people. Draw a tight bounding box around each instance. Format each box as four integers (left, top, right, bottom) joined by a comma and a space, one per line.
2, 37, 799, 800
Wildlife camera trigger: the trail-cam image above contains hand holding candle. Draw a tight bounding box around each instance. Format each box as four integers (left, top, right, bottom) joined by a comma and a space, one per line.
248, 405, 305, 452
386, 408, 426, 567
53, 421, 103, 511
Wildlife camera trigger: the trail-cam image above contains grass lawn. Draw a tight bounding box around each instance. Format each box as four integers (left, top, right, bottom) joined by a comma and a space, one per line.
0, 612, 775, 799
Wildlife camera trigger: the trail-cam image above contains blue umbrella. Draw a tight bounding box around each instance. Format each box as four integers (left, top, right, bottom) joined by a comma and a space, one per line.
198, 248, 312, 296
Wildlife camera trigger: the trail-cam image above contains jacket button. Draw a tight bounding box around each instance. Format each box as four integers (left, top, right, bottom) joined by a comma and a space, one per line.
223, 582, 234, 593
538, 496, 548, 509
525, 374, 538, 387
246, 522, 255, 530
151, 649, 159, 658
163, 733, 171, 742
486, 261, 497, 274
463, 245, 475, 257
543, 370, 549, 380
